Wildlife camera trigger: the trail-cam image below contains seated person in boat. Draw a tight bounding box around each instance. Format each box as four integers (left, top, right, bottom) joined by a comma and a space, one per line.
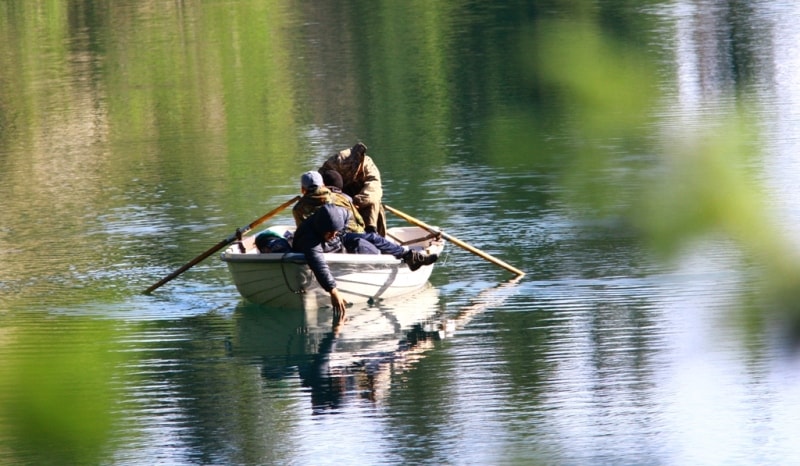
322, 169, 367, 233
293, 204, 439, 309
320, 142, 387, 236
292, 171, 438, 271
292, 171, 333, 227
293, 170, 366, 235
254, 171, 338, 254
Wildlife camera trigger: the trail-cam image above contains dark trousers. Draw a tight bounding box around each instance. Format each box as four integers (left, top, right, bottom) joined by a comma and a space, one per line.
343, 232, 405, 257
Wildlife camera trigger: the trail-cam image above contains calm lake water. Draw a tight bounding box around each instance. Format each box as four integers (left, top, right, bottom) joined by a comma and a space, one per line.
3, 1, 800, 465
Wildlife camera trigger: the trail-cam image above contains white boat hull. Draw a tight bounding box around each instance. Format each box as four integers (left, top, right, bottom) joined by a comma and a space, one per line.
220, 225, 444, 309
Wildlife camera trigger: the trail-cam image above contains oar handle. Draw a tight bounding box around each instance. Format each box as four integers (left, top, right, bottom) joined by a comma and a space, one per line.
384, 204, 525, 277
144, 195, 300, 294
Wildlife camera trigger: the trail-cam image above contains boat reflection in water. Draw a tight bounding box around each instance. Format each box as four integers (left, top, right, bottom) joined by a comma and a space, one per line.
232, 278, 522, 411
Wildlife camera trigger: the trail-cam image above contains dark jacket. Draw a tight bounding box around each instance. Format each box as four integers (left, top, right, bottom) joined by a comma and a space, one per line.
292, 204, 349, 292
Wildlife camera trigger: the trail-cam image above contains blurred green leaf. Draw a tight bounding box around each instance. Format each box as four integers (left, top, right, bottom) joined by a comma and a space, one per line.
0, 318, 133, 464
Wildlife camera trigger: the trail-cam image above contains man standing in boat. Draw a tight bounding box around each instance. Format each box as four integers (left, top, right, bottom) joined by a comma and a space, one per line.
320, 142, 387, 236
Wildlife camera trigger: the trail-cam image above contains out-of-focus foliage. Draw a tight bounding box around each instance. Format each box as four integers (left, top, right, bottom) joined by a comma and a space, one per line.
515, 14, 800, 346
0, 318, 134, 464
526, 19, 660, 215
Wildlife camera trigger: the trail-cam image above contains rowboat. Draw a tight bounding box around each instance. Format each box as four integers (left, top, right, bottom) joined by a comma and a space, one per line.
220, 224, 445, 309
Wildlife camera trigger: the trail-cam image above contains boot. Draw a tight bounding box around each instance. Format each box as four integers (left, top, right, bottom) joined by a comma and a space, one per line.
403, 250, 439, 272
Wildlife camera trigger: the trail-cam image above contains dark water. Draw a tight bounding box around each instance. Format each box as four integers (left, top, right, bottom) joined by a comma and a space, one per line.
2, 1, 800, 465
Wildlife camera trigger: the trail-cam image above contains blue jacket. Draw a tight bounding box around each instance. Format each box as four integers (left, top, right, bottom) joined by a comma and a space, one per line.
292, 204, 349, 292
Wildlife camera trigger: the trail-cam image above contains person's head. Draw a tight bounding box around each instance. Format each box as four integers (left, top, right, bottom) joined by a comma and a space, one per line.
313, 203, 349, 241
323, 230, 338, 242
322, 170, 344, 190
351, 142, 367, 158
300, 170, 324, 193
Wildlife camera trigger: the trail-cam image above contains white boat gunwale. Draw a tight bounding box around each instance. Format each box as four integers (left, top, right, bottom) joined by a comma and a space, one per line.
220, 224, 445, 309
221, 251, 411, 265
220, 224, 441, 261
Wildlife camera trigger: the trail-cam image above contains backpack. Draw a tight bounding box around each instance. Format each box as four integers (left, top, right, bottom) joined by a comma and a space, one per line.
255, 231, 292, 253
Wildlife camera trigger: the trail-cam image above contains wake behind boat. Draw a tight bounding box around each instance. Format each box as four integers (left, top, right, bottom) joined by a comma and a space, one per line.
220, 224, 445, 309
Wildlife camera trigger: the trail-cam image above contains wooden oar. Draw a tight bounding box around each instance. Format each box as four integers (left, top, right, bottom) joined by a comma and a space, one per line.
144, 195, 300, 294
384, 204, 525, 277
